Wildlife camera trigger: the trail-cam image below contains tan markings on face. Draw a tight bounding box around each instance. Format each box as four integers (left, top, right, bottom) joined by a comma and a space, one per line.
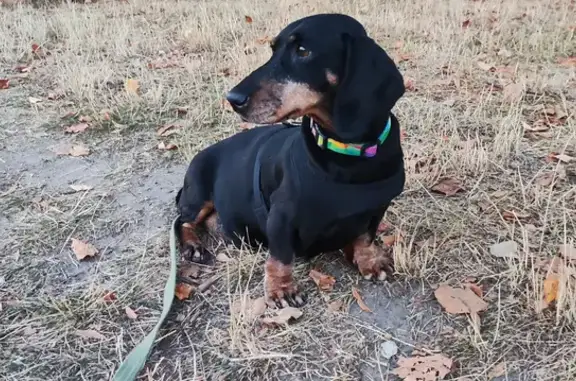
326, 70, 339, 86
274, 81, 322, 120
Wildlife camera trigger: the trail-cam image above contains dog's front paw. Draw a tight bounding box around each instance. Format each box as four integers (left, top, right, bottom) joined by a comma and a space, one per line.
265, 257, 305, 308
354, 245, 394, 281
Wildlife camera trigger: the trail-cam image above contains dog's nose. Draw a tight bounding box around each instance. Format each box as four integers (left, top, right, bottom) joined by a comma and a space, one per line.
226, 91, 250, 108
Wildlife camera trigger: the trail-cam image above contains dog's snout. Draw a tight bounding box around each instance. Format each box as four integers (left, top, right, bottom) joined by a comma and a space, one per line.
226, 91, 250, 109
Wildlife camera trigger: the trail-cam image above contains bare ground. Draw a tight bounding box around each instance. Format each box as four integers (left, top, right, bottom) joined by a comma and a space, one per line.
1, 0, 575, 380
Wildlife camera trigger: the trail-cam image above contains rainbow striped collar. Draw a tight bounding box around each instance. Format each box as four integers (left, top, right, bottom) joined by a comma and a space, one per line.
308, 117, 392, 157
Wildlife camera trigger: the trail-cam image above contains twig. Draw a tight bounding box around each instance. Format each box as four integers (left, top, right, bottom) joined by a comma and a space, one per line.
198, 274, 220, 292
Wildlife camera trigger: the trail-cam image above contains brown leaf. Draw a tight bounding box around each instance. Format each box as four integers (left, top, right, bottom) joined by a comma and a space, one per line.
488, 362, 507, 379
465, 283, 483, 298
309, 269, 336, 292
64, 123, 90, 133
250, 297, 267, 319
180, 263, 201, 278
261, 306, 302, 326
536, 172, 556, 187
548, 152, 574, 163
490, 241, 520, 259
502, 83, 523, 103
175, 283, 194, 300
382, 235, 396, 246
328, 299, 344, 312
71, 238, 98, 260
502, 210, 530, 221
557, 56, 576, 67
461, 19, 471, 28
543, 274, 559, 304
404, 78, 416, 91
434, 285, 488, 315
125, 78, 139, 95
256, 36, 273, 45
559, 245, 576, 261
103, 291, 117, 302
477, 61, 495, 71
156, 124, 181, 137
28, 96, 42, 104
75, 329, 106, 340
431, 177, 464, 196
157, 141, 178, 150
393, 354, 453, 380
352, 287, 372, 313
244, 15, 253, 23
70, 184, 93, 192
0, 79, 9, 89
125, 306, 138, 320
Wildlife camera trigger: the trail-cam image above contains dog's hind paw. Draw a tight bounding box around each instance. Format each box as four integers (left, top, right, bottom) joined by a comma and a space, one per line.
355, 245, 394, 281
182, 243, 211, 264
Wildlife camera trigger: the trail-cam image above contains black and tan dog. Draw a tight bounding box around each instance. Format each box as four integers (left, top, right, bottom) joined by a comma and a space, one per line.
176, 13, 405, 307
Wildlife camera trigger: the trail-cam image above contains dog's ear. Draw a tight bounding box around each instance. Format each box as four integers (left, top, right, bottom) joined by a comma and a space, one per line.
332, 34, 404, 141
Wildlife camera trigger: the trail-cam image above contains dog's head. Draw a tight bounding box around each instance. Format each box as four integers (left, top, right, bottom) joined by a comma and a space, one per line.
226, 13, 405, 142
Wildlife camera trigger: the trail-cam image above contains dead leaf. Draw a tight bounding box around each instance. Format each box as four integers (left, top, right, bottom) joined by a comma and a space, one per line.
523, 121, 550, 133
328, 299, 344, 312
382, 235, 396, 246
465, 283, 483, 298
488, 362, 507, 379
461, 19, 471, 28
490, 241, 520, 259
250, 297, 267, 319
64, 123, 90, 133
125, 306, 138, 320
442, 99, 456, 107
543, 274, 559, 304
75, 329, 106, 340
70, 184, 93, 192
0, 79, 9, 89
261, 306, 302, 326
477, 61, 495, 71
404, 79, 416, 91
256, 36, 273, 45
215, 253, 232, 263
352, 287, 372, 313
125, 78, 139, 95
157, 142, 177, 151
102, 291, 117, 302
28, 96, 42, 104
377, 221, 390, 233
244, 15, 253, 23
393, 354, 453, 380
502, 83, 523, 103
559, 245, 576, 261
548, 152, 574, 163
557, 56, 576, 67
431, 177, 464, 196
434, 285, 488, 315
536, 172, 556, 187
502, 210, 530, 221
180, 263, 201, 278
156, 124, 180, 137
175, 283, 194, 300
239, 122, 253, 130
309, 269, 336, 292
71, 238, 98, 260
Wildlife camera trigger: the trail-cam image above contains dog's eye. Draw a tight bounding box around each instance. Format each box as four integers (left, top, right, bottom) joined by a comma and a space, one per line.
296, 45, 310, 58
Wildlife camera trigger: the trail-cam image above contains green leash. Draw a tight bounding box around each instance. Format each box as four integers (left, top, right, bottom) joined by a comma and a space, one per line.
112, 217, 179, 381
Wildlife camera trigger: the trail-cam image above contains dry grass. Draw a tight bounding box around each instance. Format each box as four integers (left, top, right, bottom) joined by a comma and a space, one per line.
1, 0, 575, 380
